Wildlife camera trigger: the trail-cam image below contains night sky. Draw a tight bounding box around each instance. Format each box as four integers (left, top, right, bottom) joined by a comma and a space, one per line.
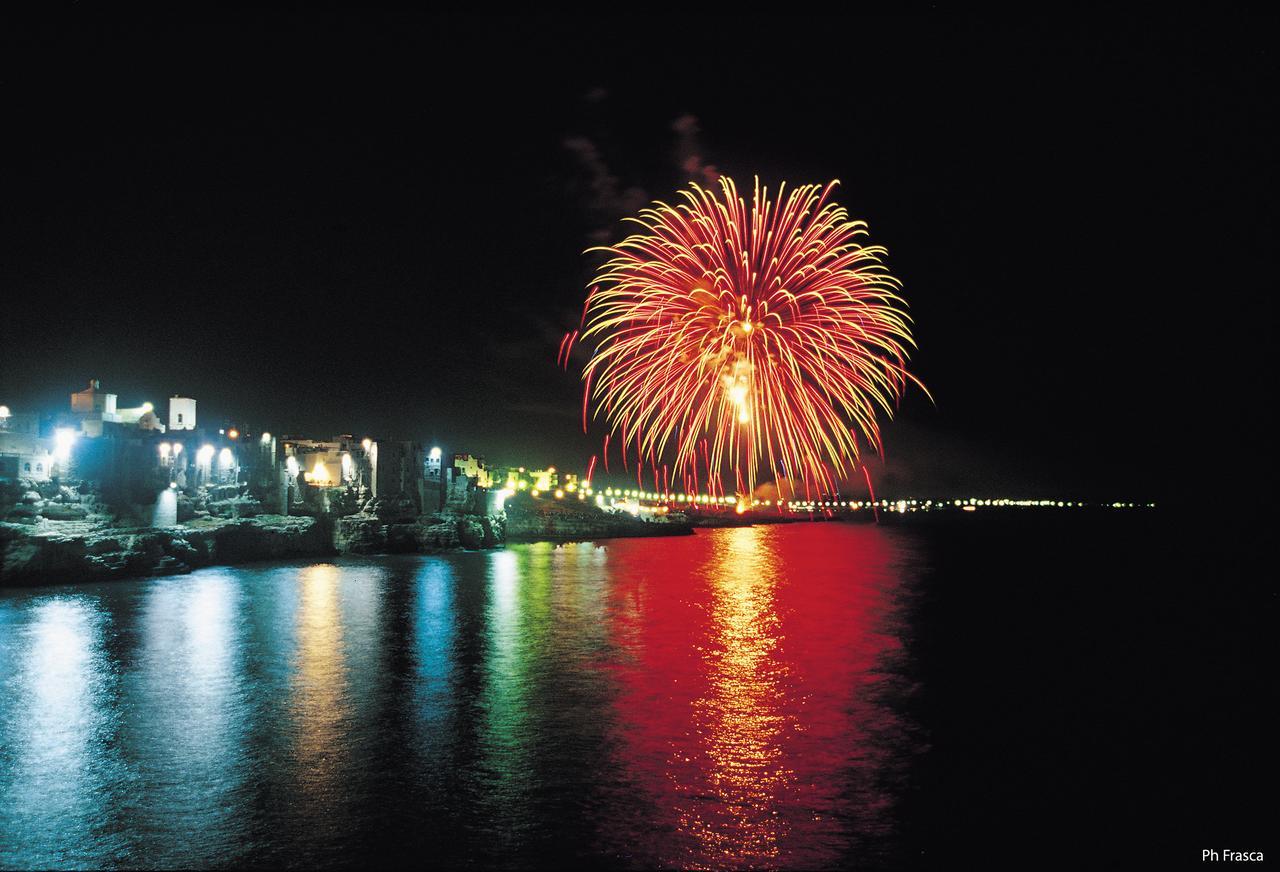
2, 14, 1272, 501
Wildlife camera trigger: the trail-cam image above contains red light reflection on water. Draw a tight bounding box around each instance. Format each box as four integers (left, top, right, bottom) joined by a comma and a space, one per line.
602, 524, 911, 870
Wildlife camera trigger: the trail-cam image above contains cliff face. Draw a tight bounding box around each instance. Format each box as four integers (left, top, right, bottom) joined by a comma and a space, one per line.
333, 511, 503, 554
0, 516, 332, 587
1, 495, 695, 589
503, 499, 692, 543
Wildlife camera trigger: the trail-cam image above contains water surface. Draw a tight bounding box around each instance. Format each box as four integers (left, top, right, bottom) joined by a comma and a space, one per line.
2, 518, 1182, 868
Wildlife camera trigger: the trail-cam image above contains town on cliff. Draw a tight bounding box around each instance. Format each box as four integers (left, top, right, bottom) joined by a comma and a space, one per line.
0, 380, 690, 586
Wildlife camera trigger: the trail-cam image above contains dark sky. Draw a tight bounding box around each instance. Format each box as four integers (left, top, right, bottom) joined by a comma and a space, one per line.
2, 14, 1272, 501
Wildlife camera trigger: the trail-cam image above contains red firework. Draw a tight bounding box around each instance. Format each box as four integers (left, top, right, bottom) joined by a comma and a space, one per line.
571, 177, 926, 499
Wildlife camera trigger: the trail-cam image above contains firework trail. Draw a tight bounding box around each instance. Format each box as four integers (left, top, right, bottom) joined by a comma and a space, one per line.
571, 176, 926, 498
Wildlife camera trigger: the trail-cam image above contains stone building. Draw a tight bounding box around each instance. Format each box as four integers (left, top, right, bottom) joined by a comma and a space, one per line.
371, 440, 424, 507
0, 409, 55, 482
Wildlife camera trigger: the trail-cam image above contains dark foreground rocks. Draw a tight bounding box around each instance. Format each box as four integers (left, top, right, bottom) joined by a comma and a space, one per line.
0, 515, 332, 587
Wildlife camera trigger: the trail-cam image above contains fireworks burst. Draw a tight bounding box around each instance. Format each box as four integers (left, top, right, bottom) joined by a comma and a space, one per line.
568, 177, 927, 499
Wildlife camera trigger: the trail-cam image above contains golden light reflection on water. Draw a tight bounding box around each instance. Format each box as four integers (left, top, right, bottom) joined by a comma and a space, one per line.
291, 564, 350, 798
675, 526, 794, 869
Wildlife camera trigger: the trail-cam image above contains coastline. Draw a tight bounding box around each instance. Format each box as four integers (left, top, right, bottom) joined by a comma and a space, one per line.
0, 501, 697, 588
0, 515, 334, 588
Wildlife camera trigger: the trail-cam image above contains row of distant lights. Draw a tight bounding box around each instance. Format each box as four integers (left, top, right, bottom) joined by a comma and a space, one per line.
782, 498, 1155, 512
515, 485, 758, 512
599, 488, 742, 505
549, 490, 1154, 511
508, 486, 1156, 513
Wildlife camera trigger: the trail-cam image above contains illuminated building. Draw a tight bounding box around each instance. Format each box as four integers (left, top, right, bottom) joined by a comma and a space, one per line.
496, 465, 561, 494
67, 380, 171, 437
168, 396, 196, 431
452, 453, 494, 489
282, 438, 355, 488
530, 467, 556, 491
68, 379, 119, 437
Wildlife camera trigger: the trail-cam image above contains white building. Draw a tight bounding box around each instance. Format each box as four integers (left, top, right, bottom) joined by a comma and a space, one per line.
169, 396, 196, 431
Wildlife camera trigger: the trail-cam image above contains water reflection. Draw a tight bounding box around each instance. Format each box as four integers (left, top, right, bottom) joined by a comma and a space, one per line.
678, 526, 793, 867
128, 573, 247, 864
604, 524, 912, 869
1, 525, 922, 869
481, 548, 530, 764
474, 549, 537, 855
290, 564, 351, 803
0, 597, 121, 868
410, 560, 457, 731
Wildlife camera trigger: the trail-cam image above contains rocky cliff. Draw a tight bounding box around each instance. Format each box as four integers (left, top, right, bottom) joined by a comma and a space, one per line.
333, 510, 503, 554
503, 498, 692, 543
1, 488, 697, 589
0, 515, 332, 587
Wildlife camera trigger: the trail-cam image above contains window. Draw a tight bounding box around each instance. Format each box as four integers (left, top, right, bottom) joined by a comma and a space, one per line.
23, 462, 31, 472
178, 413, 184, 423
35, 463, 43, 473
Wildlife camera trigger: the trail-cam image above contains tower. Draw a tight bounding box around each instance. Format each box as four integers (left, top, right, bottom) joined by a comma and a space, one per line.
169, 396, 197, 431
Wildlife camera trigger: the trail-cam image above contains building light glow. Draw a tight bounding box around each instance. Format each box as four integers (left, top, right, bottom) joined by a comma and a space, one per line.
305, 459, 333, 485
54, 428, 78, 461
